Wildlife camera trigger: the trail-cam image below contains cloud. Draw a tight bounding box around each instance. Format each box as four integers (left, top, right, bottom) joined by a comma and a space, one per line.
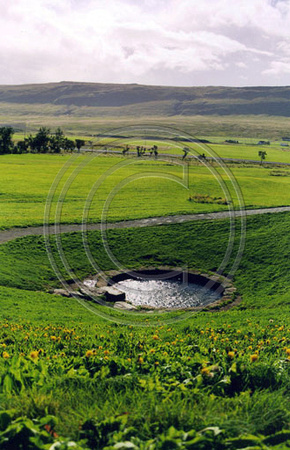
236, 62, 247, 68
263, 59, 290, 75
0, 0, 289, 86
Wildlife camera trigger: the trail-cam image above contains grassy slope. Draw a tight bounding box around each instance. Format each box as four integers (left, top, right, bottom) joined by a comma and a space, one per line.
0, 212, 289, 310
0, 214, 290, 446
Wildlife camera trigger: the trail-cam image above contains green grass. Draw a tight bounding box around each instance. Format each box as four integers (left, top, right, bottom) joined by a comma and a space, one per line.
1, 213, 290, 446
2, 153, 290, 230
211, 142, 290, 163
0, 212, 289, 310
103, 138, 290, 164
0, 310, 290, 448
1, 147, 290, 446
1, 312, 290, 448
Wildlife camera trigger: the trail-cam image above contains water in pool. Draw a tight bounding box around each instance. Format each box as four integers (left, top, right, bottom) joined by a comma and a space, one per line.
114, 278, 221, 308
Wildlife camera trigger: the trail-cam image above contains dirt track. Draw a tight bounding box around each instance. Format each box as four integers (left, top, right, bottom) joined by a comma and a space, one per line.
1, 206, 290, 244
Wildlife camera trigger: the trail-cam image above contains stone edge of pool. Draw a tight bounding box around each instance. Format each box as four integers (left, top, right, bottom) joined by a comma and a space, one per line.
53, 267, 239, 312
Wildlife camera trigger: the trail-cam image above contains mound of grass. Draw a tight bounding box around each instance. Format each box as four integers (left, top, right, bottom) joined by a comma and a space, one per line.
188, 193, 229, 205
270, 169, 290, 177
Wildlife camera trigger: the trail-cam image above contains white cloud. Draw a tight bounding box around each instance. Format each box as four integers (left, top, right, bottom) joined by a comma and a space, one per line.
236, 62, 247, 68
263, 59, 290, 75
0, 0, 289, 86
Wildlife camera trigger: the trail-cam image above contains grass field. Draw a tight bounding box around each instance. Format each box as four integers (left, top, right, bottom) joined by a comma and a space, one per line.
90, 136, 290, 164
1, 143, 290, 448
2, 153, 290, 230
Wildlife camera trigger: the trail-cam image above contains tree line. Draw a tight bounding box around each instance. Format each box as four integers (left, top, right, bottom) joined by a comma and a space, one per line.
0, 126, 85, 155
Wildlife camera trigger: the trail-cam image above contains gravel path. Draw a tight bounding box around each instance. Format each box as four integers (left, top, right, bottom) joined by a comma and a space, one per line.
1, 206, 290, 244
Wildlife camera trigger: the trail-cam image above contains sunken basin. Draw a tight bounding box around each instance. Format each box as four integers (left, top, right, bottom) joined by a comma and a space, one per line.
104, 268, 233, 310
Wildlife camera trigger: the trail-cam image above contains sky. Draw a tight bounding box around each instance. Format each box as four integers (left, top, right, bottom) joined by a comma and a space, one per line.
1, 0, 290, 87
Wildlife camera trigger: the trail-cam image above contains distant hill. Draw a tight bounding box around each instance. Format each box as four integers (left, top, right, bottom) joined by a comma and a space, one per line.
0, 81, 290, 117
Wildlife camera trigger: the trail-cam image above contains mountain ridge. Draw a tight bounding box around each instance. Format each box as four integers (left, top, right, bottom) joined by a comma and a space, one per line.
0, 81, 290, 116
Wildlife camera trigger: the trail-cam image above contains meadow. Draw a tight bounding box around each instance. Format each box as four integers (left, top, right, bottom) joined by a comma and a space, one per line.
1, 137, 290, 448
2, 152, 290, 231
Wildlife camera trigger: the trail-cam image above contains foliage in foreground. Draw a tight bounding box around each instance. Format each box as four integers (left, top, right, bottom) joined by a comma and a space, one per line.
0, 317, 290, 448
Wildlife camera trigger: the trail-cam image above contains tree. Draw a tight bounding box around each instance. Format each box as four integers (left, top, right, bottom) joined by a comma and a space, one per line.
198, 153, 206, 161
0, 127, 14, 154
14, 139, 29, 154
27, 127, 51, 153
153, 145, 158, 158
75, 139, 85, 153
122, 145, 129, 156
258, 150, 267, 165
49, 128, 66, 153
63, 138, 75, 153
182, 147, 189, 160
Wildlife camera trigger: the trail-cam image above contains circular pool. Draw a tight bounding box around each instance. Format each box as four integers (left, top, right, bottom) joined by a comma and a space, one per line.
114, 277, 222, 308
108, 269, 224, 309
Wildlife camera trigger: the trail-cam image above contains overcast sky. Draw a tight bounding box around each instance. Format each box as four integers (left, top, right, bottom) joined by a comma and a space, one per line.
1, 0, 290, 87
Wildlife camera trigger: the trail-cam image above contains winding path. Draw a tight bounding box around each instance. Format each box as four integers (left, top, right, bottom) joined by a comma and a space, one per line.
1, 206, 290, 244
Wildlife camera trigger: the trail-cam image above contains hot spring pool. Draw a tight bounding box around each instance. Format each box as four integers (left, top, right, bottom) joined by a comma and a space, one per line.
113, 277, 222, 309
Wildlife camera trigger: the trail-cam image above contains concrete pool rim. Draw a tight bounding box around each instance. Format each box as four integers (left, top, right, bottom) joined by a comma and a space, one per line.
94, 266, 238, 311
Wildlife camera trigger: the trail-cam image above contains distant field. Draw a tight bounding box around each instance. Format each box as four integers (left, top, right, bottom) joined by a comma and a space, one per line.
100, 139, 290, 163
3, 109, 290, 140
